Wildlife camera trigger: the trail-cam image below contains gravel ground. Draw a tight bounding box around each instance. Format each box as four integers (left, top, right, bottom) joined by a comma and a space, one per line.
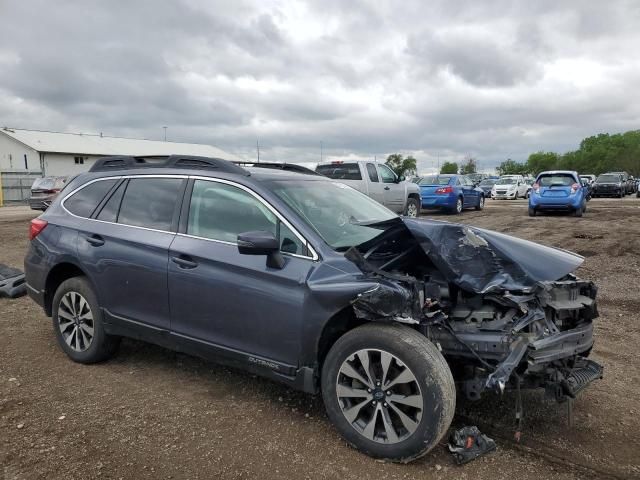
1, 198, 639, 480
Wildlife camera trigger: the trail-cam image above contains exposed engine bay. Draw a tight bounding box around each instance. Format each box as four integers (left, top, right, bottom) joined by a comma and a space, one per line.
345, 218, 603, 405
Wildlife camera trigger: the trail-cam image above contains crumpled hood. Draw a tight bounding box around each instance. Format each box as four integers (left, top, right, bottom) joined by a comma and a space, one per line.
402, 218, 583, 294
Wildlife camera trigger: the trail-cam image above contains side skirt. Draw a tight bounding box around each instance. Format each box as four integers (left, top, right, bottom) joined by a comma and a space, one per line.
102, 309, 318, 393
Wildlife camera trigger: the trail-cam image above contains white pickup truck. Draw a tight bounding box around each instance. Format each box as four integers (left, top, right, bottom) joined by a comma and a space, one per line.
315, 161, 422, 217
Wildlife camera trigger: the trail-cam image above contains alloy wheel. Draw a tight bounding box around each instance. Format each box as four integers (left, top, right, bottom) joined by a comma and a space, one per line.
406, 203, 418, 218
456, 199, 463, 213
58, 291, 94, 352
335, 349, 423, 444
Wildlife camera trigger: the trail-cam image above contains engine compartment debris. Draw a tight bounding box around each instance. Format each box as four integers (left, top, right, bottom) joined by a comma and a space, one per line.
0, 264, 26, 299
346, 218, 603, 415
448, 426, 497, 465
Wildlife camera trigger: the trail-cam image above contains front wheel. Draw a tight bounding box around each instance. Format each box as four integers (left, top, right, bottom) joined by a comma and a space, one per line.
404, 198, 420, 218
52, 277, 120, 364
475, 195, 485, 210
321, 324, 455, 462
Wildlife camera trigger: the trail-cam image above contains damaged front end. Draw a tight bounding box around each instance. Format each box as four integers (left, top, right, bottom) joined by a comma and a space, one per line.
346, 218, 603, 406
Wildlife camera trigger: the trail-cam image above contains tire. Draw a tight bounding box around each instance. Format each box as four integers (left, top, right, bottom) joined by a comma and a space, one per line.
574, 205, 583, 217
450, 197, 463, 214
321, 323, 455, 462
404, 198, 420, 218
620, 191, 624, 198
52, 276, 120, 364
528, 207, 536, 217
475, 195, 484, 210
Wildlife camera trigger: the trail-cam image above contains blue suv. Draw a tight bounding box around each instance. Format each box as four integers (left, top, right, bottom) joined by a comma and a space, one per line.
528, 170, 587, 217
25, 156, 602, 462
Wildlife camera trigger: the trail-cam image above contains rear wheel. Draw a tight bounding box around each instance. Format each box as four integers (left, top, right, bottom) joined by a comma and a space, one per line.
451, 197, 463, 214
574, 205, 583, 217
52, 277, 120, 363
528, 207, 536, 217
404, 198, 420, 218
321, 324, 455, 462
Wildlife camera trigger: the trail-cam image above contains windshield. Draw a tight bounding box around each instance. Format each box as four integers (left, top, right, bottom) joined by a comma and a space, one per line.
418, 175, 452, 185
498, 178, 517, 185
537, 174, 575, 187
315, 163, 362, 180
479, 179, 496, 186
596, 174, 621, 183
272, 180, 397, 250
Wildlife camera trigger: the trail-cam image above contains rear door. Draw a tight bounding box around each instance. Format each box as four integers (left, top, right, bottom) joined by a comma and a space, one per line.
377, 164, 404, 212
364, 163, 385, 204
460, 176, 477, 206
168, 178, 314, 366
75, 176, 186, 330
537, 173, 575, 201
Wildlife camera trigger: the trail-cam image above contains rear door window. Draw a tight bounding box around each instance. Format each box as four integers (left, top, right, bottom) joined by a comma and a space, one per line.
64, 179, 118, 218
95, 181, 127, 223
366, 163, 379, 182
316, 163, 362, 180
117, 178, 183, 231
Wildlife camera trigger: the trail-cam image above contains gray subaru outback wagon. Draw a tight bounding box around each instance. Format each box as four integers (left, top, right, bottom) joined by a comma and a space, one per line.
25, 155, 602, 462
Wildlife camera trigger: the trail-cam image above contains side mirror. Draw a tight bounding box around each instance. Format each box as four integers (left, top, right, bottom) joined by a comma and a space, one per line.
237, 231, 285, 269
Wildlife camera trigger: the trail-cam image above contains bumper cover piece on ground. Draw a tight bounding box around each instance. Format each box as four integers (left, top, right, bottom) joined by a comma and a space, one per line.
0, 264, 27, 298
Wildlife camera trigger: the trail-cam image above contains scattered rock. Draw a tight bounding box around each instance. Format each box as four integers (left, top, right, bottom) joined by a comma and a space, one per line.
17, 423, 24, 429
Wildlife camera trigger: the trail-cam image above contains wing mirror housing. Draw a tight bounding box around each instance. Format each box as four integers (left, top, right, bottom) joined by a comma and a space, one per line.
237, 231, 285, 269
397, 174, 405, 183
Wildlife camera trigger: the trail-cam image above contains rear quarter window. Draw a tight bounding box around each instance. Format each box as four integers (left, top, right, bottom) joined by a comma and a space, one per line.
64, 179, 118, 218
316, 163, 362, 180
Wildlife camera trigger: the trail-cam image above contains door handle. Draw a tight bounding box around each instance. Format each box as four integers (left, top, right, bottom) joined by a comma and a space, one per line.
171, 255, 198, 269
85, 234, 104, 247
384, 186, 390, 190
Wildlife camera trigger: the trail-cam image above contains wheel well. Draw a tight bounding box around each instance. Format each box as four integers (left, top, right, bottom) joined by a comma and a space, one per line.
44, 263, 86, 316
408, 193, 420, 202
316, 308, 365, 372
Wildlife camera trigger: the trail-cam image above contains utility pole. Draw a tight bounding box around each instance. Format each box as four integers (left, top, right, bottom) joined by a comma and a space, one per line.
256, 139, 260, 163
162, 126, 167, 141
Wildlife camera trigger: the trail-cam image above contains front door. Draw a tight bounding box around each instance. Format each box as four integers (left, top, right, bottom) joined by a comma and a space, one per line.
168, 179, 314, 366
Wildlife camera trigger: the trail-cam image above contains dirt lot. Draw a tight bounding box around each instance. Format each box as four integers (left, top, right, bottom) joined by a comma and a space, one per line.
1, 198, 639, 480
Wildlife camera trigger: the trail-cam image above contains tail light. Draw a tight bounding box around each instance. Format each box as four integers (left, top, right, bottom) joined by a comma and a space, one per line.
435, 185, 453, 194
29, 218, 48, 240
570, 183, 580, 193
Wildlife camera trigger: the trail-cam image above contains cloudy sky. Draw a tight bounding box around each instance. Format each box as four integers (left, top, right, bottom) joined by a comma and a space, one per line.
1, 0, 639, 172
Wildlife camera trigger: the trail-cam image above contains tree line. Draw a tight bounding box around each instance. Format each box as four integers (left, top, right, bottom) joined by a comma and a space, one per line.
384, 130, 640, 179
498, 130, 640, 177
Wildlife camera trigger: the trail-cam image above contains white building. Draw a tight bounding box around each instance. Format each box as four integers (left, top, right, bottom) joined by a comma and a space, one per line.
0, 127, 242, 176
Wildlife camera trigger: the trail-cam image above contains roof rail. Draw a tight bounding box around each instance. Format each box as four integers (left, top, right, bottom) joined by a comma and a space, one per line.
233, 161, 321, 176
89, 155, 249, 175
